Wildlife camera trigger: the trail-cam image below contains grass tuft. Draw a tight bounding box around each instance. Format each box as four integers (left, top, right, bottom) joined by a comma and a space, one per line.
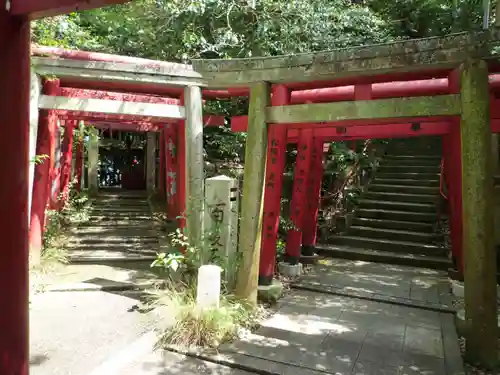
153, 283, 265, 349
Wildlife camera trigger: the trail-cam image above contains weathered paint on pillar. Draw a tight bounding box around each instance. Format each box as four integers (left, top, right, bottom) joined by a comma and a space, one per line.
0, 10, 31, 375
302, 138, 324, 251
491, 134, 499, 175
29, 71, 41, 221
75, 121, 84, 192
285, 128, 314, 263
177, 95, 187, 230
235, 81, 270, 304
29, 79, 60, 264
60, 120, 75, 204
460, 59, 498, 368
49, 120, 62, 208
445, 69, 464, 274
87, 127, 100, 196
259, 85, 290, 285
146, 132, 156, 195
165, 124, 178, 220
159, 129, 166, 198
184, 86, 205, 245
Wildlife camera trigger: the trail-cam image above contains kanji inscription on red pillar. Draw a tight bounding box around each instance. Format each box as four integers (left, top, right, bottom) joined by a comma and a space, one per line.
446, 69, 464, 274
165, 124, 179, 220
259, 84, 289, 285
75, 125, 84, 192
285, 128, 314, 263
302, 137, 324, 251
159, 129, 166, 198
59, 119, 75, 205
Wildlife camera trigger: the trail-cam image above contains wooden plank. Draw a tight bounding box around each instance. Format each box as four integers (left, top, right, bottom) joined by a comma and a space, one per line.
38, 95, 185, 119
266, 95, 460, 124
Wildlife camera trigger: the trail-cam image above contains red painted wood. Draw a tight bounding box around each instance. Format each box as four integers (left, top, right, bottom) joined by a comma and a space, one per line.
59, 120, 75, 205
286, 128, 314, 261
259, 85, 289, 284
159, 129, 166, 198
446, 69, 464, 274
12, 0, 129, 18
287, 121, 451, 142
165, 124, 179, 220
177, 95, 186, 230
75, 128, 83, 192
60, 87, 180, 104
58, 111, 223, 127
0, 11, 31, 375
29, 79, 60, 263
302, 138, 324, 247
48, 119, 62, 209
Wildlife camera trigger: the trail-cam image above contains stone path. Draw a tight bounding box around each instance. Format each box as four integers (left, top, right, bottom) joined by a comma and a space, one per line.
217, 260, 463, 375
294, 259, 454, 310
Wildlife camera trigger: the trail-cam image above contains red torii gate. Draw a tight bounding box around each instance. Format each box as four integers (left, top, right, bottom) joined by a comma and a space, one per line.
0, 2, 130, 373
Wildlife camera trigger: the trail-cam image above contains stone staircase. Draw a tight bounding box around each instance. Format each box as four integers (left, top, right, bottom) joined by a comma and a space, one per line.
66, 189, 161, 264
316, 137, 451, 270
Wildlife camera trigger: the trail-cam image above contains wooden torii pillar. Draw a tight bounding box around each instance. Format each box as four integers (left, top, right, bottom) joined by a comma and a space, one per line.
0, 2, 130, 374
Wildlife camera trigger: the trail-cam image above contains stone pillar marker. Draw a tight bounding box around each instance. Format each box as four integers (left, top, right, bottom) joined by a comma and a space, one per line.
146, 131, 156, 194
204, 175, 239, 290
87, 127, 99, 196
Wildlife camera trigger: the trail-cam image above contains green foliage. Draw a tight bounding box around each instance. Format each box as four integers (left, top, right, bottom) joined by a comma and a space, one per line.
30, 154, 49, 165
153, 284, 263, 349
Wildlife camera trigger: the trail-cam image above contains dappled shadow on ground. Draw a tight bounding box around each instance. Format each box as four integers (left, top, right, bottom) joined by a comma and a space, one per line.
210, 289, 460, 375
29, 354, 49, 367
295, 259, 453, 308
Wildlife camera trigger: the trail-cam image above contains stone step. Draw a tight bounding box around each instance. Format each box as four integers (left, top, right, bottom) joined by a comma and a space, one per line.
356, 208, 436, 223
77, 219, 158, 227
68, 253, 157, 264
373, 178, 439, 187
315, 244, 451, 270
327, 235, 445, 256
382, 158, 440, 167
364, 191, 440, 204
92, 200, 150, 208
68, 226, 158, 235
383, 155, 441, 161
90, 207, 151, 214
377, 165, 440, 174
87, 213, 153, 221
368, 184, 440, 195
66, 241, 159, 249
358, 199, 437, 213
348, 225, 438, 244
374, 172, 440, 180
351, 217, 434, 232
67, 235, 159, 245
97, 189, 148, 198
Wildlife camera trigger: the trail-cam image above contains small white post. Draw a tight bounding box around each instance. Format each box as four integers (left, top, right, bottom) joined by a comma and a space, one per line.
28, 71, 41, 222
196, 264, 222, 310
204, 175, 239, 290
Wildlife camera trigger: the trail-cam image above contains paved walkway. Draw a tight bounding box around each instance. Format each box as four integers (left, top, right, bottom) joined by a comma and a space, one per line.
217, 260, 463, 375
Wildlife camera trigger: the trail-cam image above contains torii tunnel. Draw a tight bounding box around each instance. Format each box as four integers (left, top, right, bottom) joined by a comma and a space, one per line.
2, 2, 500, 371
